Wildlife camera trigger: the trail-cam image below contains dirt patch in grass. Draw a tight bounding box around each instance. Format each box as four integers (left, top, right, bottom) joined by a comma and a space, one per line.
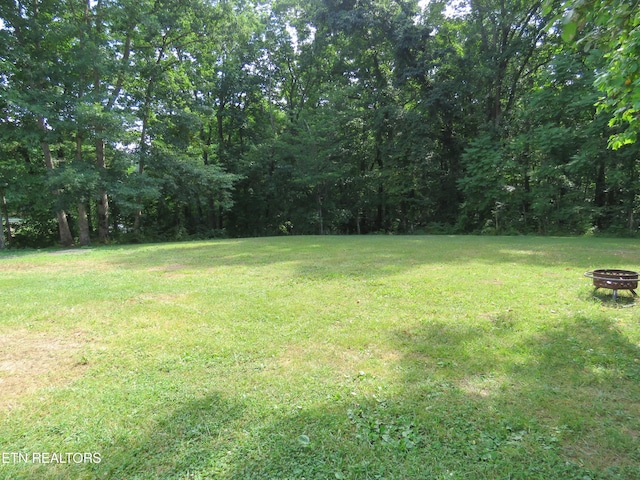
0, 330, 91, 410
49, 249, 92, 255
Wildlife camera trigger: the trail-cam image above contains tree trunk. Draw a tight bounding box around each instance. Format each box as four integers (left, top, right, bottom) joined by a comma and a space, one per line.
38, 117, 74, 247
133, 208, 142, 232
594, 158, 606, 229
97, 192, 109, 242
73, 133, 91, 247
1, 189, 10, 248
0, 210, 4, 249
133, 80, 153, 234
78, 202, 91, 246
316, 190, 324, 235
91, 0, 110, 243
132, 152, 145, 234
56, 211, 74, 247
95, 139, 110, 243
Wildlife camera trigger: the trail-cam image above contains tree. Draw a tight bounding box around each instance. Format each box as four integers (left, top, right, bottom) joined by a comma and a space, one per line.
551, 0, 640, 148
1, 0, 77, 246
2, 0, 639, 244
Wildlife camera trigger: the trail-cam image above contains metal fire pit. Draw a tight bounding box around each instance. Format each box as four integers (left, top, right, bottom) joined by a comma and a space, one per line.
584, 269, 639, 299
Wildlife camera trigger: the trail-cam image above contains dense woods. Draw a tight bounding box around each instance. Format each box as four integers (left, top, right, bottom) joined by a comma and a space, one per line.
1, 0, 639, 247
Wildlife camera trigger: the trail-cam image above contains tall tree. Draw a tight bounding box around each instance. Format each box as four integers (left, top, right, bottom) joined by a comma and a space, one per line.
1, 0, 76, 246
551, 0, 640, 148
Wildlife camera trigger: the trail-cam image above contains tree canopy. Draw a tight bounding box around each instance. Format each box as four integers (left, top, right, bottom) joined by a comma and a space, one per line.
550, 0, 640, 149
1, 0, 639, 247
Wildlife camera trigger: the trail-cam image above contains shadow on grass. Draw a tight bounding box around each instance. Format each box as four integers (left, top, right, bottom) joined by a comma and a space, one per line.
389, 313, 640, 478
92, 399, 416, 479
586, 289, 639, 308
84, 393, 248, 480
66, 315, 640, 480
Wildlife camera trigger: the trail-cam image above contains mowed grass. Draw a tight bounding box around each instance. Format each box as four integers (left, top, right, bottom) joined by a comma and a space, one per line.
0, 235, 639, 479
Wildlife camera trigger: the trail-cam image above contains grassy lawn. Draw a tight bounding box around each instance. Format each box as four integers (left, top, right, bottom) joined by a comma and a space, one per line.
0, 235, 639, 479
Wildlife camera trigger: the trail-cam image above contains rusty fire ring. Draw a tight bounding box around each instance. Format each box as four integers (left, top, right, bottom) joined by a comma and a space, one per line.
584, 269, 639, 300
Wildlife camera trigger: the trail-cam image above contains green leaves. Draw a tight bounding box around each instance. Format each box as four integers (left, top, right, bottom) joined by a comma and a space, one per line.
554, 0, 640, 148
3, 0, 640, 243
347, 405, 424, 451
561, 19, 578, 42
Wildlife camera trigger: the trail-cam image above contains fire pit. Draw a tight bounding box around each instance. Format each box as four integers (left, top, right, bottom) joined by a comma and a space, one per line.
584, 269, 638, 299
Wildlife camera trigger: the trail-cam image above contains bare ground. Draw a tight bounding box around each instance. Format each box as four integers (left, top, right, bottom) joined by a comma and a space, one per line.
0, 330, 91, 410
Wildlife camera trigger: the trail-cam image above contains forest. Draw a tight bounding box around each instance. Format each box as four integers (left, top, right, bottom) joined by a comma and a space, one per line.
1, 0, 639, 247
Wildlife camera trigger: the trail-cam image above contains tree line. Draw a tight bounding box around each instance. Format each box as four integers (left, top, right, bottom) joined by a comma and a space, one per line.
1, 0, 639, 248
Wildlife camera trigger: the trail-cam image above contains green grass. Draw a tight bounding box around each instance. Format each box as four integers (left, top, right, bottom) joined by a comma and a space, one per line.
0, 235, 639, 479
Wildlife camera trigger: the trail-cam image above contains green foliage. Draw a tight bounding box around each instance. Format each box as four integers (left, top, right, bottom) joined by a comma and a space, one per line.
347, 405, 424, 452
551, 0, 640, 148
2, 0, 640, 244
